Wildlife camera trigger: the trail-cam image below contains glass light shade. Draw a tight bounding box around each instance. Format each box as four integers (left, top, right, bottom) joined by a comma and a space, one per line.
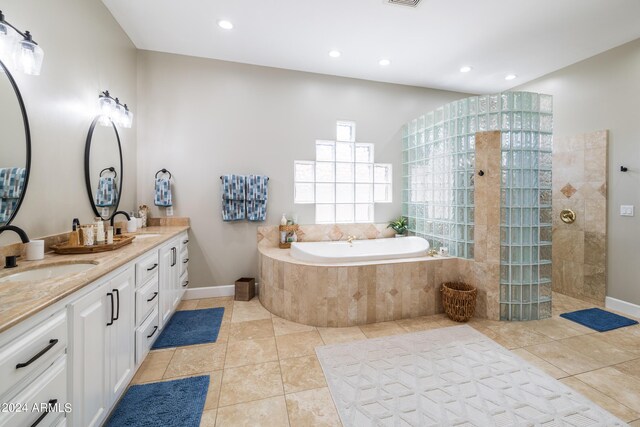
114, 101, 126, 127
122, 107, 133, 129
98, 94, 115, 126
0, 23, 17, 70
15, 37, 43, 76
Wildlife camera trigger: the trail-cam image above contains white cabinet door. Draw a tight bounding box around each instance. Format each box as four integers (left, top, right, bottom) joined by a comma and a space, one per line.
70, 281, 110, 427
106, 267, 135, 408
159, 241, 177, 329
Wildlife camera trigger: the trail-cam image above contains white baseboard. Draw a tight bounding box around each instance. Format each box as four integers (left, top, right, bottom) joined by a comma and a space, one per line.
605, 296, 640, 318
183, 283, 259, 300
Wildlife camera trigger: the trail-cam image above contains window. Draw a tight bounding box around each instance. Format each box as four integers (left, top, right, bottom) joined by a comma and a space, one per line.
294, 121, 392, 224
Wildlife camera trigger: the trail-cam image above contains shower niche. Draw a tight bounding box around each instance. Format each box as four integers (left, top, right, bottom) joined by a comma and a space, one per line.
402, 92, 553, 321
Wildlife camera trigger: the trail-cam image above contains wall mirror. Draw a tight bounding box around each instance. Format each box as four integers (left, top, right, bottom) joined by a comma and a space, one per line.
84, 117, 123, 220
0, 59, 31, 227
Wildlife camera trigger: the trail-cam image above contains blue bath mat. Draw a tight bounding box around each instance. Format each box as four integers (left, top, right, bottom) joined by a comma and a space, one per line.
560, 307, 638, 332
105, 375, 209, 427
152, 307, 224, 349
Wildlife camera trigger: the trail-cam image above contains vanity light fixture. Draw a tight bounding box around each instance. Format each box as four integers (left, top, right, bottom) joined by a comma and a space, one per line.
98, 91, 133, 128
459, 66, 472, 73
217, 20, 234, 30
505, 74, 517, 81
379, 59, 391, 66
0, 10, 44, 76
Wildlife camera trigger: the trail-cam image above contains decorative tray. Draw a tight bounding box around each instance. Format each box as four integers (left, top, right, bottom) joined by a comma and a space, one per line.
50, 235, 135, 254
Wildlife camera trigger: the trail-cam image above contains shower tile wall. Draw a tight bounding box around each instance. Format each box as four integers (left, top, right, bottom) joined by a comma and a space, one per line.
402, 92, 554, 320
552, 130, 608, 304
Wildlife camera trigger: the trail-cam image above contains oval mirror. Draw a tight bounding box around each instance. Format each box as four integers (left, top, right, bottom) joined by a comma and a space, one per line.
0, 60, 31, 227
84, 117, 123, 220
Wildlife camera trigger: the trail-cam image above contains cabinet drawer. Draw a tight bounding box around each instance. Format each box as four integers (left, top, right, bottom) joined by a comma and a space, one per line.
179, 248, 189, 277
136, 277, 159, 326
179, 233, 189, 254
0, 311, 67, 399
0, 355, 67, 427
135, 251, 159, 287
135, 307, 159, 365
180, 272, 189, 290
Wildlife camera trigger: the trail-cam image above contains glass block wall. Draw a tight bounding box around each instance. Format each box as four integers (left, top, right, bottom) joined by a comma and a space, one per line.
402, 91, 553, 320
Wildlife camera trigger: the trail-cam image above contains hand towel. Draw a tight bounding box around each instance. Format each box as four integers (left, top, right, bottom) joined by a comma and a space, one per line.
0, 198, 18, 224
154, 178, 173, 207
246, 175, 268, 222
221, 174, 245, 221
95, 176, 119, 207
0, 167, 26, 199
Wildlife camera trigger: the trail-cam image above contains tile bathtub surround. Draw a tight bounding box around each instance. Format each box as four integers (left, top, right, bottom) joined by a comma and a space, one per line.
257, 223, 395, 248
552, 130, 608, 304
130, 294, 640, 426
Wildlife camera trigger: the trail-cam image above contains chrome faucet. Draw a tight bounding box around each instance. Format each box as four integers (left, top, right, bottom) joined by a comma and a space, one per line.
0, 225, 30, 268
347, 235, 356, 245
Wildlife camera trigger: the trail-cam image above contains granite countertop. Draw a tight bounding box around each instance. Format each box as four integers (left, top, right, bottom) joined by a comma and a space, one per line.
0, 226, 189, 334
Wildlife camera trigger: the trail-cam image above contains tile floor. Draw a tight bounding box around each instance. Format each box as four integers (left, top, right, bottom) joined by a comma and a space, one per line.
130, 292, 640, 426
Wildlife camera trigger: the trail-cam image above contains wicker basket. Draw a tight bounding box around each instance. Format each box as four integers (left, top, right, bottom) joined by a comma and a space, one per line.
441, 282, 477, 322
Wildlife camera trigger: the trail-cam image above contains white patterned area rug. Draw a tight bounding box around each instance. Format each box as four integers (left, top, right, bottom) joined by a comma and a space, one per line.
315, 325, 626, 426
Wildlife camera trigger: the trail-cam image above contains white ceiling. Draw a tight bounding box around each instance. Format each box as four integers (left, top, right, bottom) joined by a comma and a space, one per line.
102, 0, 640, 93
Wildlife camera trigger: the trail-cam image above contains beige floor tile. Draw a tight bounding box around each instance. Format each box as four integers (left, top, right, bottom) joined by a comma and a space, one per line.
280, 355, 327, 393
276, 330, 324, 359
485, 323, 553, 348
131, 349, 174, 384
560, 377, 640, 422
224, 337, 279, 368
215, 396, 290, 427
468, 325, 520, 350
177, 299, 199, 311
396, 316, 446, 333
273, 316, 316, 336
576, 367, 640, 410
204, 370, 223, 410
559, 334, 637, 366
512, 348, 570, 379
197, 297, 233, 309
317, 326, 367, 344
164, 343, 226, 378
526, 318, 592, 340
285, 387, 341, 427
524, 341, 604, 375
614, 358, 640, 379
200, 409, 217, 427
359, 321, 406, 338
231, 299, 272, 323
596, 325, 640, 355
629, 420, 640, 426
214, 323, 230, 343
229, 319, 274, 342
218, 361, 284, 407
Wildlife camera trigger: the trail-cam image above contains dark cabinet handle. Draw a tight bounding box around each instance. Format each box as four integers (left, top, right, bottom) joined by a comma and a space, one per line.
183, 239, 189, 244
183, 258, 189, 264
182, 280, 189, 288
113, 289, 120, 321
147, 326, 158, 338
171, 247, 177, 267
30, 399, 57, 427
16, 339, 59, 369
106, 292, 114, 326
146, 263, 158, 271
147, 291, 158, 302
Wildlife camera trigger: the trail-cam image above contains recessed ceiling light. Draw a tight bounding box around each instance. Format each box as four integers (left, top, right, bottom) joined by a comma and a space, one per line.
379, 59, 391, 66
329, 50, 341, 58
459, 66, 472, 73
217, 20, 234, 30
505, 74, 517, 81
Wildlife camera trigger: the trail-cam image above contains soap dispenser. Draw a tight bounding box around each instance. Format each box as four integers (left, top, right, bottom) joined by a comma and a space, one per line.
68, 218, 80, 247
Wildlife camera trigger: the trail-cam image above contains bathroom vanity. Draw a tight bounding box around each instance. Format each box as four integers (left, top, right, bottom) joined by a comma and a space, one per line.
0, 227, 189, 427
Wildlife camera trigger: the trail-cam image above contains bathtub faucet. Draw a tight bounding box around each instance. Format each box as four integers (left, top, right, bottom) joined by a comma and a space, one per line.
347, 235, 356, 245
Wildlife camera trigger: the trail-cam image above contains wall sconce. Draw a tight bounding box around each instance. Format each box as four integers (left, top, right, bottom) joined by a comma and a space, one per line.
0, 10, 44, 76
98, 90, 133, 128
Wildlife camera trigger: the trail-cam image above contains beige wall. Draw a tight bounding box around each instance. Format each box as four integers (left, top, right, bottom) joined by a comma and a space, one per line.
517, 38, 640, 305
0, 0, 137, 245
136, 51, 468, 287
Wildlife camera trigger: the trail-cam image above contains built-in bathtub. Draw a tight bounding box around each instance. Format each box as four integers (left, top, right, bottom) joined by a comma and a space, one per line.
258, 237, 462, 327
290, 236, 430, 263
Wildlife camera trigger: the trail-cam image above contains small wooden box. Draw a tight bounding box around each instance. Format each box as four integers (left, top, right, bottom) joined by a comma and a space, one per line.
235, 277, 255, 301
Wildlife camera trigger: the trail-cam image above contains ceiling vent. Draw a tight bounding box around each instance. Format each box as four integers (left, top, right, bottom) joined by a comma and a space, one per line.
388, 0, 422, 7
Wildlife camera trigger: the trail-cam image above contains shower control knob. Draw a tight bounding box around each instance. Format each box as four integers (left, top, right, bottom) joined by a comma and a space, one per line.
478, 170, 485, 176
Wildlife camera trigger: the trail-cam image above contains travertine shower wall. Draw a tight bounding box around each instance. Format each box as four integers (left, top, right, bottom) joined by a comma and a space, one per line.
552, 130, 608, 303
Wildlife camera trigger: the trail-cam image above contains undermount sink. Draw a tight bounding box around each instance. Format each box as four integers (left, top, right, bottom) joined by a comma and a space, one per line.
0, 262, 97, 283
133, 234, 161, 240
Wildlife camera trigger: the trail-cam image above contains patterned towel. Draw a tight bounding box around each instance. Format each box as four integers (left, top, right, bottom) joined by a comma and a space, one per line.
0, 167, 26, 199
95, 176, 119, 207
221, 174, 245, 221
246, 175, 268, 222
154, 178, 173, 207
0, 198, 19, 224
